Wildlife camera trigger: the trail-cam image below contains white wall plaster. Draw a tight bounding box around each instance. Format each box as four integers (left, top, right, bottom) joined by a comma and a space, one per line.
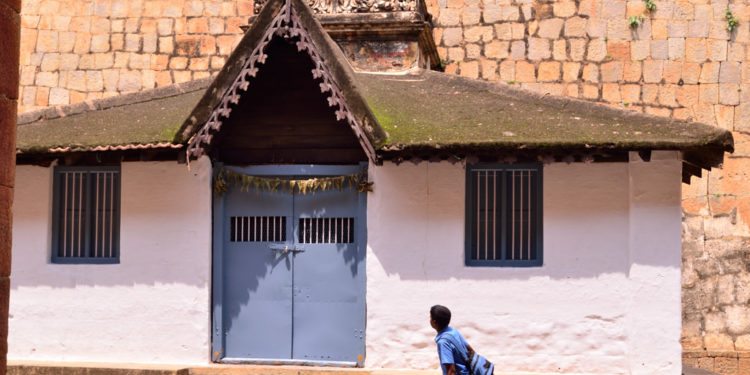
9, 158, 213, 365
9, 156, 682, 373
365, 159, 682, 374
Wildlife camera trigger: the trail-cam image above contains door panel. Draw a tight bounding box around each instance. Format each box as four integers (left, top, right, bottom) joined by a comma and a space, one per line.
217, 166, 366, 364
292, 187, 365, 363
223, 186, 294, 360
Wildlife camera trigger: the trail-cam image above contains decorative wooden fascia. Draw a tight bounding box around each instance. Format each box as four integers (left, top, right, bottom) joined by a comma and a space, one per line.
185, 0, 379, 164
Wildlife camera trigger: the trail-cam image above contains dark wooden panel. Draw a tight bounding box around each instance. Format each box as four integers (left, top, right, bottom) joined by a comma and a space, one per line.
222, 135, 360, 149
218, 148, 366, 164
214, 38, 367, 164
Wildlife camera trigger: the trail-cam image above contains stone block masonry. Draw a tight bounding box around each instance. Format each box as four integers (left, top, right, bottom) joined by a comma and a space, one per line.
425, 1, 750, 371
13, 0, 750, 373
17, 0, 250, 112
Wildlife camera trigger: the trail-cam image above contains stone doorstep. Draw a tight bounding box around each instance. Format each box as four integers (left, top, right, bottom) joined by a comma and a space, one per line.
7, 363, 562, 375
8, 361, 190, 375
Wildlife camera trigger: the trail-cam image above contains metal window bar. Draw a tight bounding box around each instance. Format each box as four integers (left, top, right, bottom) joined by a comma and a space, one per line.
54, 168, 119, 261
230, 216, 286, 242
298, 218, 354, 244
470, 167, 539, 264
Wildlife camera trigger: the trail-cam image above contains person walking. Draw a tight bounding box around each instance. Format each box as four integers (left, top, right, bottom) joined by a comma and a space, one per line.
430, 305, 472, 375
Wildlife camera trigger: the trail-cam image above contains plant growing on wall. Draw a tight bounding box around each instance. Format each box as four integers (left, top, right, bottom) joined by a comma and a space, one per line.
726, 8, 739, 32
629, 15, 644, 29
644, 0, 656, 13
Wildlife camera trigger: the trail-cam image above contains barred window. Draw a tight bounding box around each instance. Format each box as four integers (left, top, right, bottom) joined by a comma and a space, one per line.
465, 165, 543, 267
51, 166, 121, 264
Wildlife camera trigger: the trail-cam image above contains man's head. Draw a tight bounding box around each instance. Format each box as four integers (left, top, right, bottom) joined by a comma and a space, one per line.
430, 305, 451, 332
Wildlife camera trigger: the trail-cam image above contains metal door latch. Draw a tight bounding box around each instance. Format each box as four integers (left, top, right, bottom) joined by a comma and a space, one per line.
269, 244, 305, 255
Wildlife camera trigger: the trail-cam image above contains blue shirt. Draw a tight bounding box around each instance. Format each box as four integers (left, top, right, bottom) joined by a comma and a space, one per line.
435, 327, 470, 375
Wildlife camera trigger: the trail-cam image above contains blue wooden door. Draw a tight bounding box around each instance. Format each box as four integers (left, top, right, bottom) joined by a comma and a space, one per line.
221, 185, 294, 360
217, 166, 366, 365
292, 186, 365, 363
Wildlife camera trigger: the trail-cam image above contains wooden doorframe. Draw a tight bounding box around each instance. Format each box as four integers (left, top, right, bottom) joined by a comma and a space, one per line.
210, 163, 369, 365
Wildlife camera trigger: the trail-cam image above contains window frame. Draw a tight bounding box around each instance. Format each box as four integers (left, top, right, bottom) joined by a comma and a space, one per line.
51, 165, 121, 264
464, 163, 544, 268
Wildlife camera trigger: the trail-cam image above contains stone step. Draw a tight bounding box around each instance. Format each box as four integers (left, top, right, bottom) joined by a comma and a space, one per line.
8, 363, 437, 375
8, 362, 189, 375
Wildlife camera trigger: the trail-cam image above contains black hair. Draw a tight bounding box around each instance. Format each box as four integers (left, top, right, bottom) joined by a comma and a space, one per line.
430, 305, 451, 330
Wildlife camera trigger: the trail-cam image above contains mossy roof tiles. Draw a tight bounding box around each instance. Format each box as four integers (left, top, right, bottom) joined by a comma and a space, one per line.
16, 70, 733, 172
356, 70, 733, 156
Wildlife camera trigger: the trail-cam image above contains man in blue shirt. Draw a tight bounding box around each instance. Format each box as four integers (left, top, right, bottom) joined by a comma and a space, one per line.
431, 305, 472, 375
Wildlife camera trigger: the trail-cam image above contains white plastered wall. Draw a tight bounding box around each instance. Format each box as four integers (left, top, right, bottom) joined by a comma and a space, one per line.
365, 153, 682, 374
9, 158, 213, 365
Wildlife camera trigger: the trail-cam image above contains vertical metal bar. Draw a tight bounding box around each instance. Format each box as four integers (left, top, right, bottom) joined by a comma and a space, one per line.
518, 171, 525, 259
492, 170, 497, 260
475, 171, 480, 260
527, 170, 532, 260
101, 172, 106, 255
109, 172, 114, 258
484, 171, 489, 260
94, 173, 99, 257
500, 170, 507, 261
62, 172, 68, 257
511, 170, 515, 260
77, 172, 82, 257
326, 218, 330, 243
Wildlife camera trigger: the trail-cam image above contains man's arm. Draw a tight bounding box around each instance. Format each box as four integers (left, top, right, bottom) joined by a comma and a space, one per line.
444, 364, 457, 375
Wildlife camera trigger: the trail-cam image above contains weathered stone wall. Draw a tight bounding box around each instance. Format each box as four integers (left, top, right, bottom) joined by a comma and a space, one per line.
1, 0, 20, 372
17, 0, 250, 112
14, 0, 750, 373
425, 1, 750, 371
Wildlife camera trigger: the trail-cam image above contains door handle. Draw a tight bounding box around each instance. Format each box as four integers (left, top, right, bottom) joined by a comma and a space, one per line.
269, 244, 305, 255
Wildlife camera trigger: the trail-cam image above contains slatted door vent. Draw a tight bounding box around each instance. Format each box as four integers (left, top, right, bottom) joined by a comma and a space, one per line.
298, 218, 354, 244
230, 216, 286, 242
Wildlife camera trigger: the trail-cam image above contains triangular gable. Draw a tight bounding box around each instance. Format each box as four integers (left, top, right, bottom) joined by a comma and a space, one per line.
176, 0, 386, 163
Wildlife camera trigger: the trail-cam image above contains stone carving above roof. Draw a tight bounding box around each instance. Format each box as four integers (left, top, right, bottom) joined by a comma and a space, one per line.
254, 0, 417, 14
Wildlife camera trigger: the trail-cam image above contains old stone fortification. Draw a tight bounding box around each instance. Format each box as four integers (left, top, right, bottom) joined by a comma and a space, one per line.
14, 0, 750, 373
17, 0, 251, 111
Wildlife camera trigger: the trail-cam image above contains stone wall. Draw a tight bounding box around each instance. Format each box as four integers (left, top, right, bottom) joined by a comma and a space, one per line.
14, 0, 750, 373
425, 0, 750, 370
1, 0, 20, 372
17, 0, 249, 112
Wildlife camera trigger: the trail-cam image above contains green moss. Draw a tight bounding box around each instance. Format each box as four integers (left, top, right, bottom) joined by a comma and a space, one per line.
354, 70, 732, 152
17, 90, 205, 152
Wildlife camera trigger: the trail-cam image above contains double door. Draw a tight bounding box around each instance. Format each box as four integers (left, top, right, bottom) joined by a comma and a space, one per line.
214, 166, 366, 365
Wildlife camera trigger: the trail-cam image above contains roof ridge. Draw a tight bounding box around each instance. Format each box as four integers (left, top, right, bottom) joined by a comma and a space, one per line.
17, 77, 213, 126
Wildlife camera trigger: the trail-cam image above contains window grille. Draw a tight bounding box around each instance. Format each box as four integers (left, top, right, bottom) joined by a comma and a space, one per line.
465, 165, 542, 267
230, 216, 286, 242
298, 217, 354, 244
52, 166, 120, 264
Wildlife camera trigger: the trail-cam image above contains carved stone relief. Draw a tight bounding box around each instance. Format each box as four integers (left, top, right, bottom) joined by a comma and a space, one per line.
254, 0, 417, 14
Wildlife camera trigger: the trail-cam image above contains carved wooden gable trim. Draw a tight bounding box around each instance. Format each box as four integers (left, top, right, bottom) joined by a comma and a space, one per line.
185, 0, 378, 163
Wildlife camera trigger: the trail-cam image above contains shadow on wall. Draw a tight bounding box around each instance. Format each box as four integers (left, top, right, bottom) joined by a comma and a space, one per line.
220, 182, 363, 334
366, 161, 681, 282
10, 160, 212, 289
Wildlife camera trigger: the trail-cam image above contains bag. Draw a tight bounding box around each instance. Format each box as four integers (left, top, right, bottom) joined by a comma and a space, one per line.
439, 334, 494, 375
467, 350, 494, 375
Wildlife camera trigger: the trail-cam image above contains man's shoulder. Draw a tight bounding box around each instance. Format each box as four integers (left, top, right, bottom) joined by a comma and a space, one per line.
436, 327, 461, 343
